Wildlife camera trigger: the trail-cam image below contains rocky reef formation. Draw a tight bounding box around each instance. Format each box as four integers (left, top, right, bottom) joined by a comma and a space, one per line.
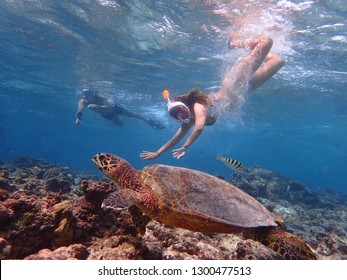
0, 157, 346, 260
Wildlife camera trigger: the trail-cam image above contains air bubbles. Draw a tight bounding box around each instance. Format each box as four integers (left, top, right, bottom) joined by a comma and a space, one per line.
330, 35, 347, 43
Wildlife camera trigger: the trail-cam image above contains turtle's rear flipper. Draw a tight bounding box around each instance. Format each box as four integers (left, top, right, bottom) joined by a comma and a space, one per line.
246, 227, 317, 260
128, 204, 151, 235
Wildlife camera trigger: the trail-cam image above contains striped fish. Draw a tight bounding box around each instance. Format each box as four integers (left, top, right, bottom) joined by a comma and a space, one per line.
216, 155, 250, 174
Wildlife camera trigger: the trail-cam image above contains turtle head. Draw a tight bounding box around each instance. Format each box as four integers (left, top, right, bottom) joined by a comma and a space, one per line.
92, 153, 153, 210
92, 153, 122, 177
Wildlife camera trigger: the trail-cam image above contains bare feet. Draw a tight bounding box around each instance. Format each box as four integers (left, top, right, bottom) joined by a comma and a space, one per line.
228, 36, 273, 50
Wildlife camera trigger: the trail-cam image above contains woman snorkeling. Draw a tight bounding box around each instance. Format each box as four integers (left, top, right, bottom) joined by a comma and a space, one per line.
140, 35, 284, 159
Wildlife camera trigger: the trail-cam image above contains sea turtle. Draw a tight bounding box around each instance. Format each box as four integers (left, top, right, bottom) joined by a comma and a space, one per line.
92, 152, 317, 260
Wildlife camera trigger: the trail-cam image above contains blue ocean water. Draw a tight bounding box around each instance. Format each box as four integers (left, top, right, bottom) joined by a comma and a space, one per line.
0, 0, 346, 193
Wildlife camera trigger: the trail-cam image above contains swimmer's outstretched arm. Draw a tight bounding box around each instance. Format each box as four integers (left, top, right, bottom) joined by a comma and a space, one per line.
140, 124, 192, 160
75, 98, 89, 124
141, 103, 206, 159
171, 103, 206, 159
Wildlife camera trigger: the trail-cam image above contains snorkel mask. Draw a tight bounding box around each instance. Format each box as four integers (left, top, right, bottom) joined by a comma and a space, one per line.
162, 90, 191, 123
81, 89, 98, 99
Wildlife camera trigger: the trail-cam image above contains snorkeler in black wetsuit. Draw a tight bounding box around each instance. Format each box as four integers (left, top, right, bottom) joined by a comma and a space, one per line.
75, 89, 165, 129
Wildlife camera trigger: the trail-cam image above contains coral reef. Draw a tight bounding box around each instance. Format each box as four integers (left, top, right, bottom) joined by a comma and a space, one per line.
0, 158, 346, 260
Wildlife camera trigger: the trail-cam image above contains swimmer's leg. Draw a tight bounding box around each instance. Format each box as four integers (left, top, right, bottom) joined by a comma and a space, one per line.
212, 36, 283, 109
122, 108, 166, 129
249, 53, 284, 91
144, 118, 166, 129
109, 115, 124, 127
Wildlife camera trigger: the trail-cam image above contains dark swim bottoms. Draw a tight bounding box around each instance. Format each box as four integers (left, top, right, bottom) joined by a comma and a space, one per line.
102, 103, 126, 120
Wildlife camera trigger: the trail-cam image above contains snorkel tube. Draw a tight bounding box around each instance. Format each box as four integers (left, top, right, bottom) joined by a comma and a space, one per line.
162, 90, 172, 109
162, 90, 191, 123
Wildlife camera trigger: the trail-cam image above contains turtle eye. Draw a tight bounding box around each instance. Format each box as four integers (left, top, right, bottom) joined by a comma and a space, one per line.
99, 154, 106, 161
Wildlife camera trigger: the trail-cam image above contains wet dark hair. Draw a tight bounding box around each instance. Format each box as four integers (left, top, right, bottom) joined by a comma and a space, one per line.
175, 88, 210, 107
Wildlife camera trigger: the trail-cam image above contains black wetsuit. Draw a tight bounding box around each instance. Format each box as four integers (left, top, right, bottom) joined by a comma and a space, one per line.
102, 103, 126, 120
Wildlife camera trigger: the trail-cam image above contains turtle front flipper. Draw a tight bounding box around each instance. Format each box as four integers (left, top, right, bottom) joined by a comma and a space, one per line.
121, 189, 155, 235
246, 227, 317, 260
128, 205, 151, 235
103, 189, 151, 235
103, 190, 132, 210
102, 189, 143, 209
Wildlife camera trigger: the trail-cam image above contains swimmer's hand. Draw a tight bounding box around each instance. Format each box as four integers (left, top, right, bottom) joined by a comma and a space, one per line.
75, 112, 82, 125
172, 147, 186, 159
87, 104, 99, 110
140, 151, 159, 160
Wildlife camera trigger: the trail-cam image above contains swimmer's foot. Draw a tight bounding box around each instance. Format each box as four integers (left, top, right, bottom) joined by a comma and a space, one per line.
228, 39, 245, 49
228, 36, 272, 50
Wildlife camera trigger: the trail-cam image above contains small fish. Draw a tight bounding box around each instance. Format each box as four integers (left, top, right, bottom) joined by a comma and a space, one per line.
216, 155, 250, 174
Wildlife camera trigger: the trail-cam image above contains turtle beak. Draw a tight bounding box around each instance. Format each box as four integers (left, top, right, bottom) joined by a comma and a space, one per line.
91, 154, 101, 169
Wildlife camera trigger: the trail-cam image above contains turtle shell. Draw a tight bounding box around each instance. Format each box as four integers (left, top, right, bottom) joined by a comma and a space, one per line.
141, 164, 280, 233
